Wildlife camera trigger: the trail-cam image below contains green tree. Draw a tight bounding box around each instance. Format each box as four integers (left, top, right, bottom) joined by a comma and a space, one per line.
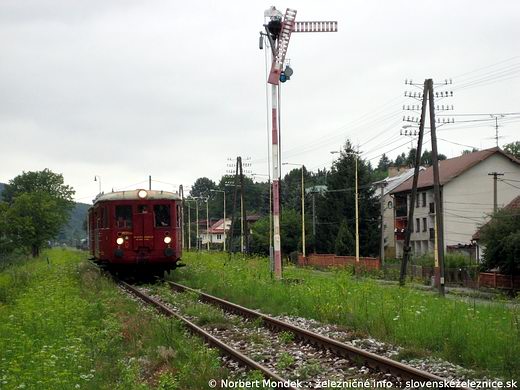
377, 154, 391, 171
2, 168, 74, 205
249, 216, 270, 255
334, 219, 354, 255
5, 193, 63, 257
315, 140, 379, 256
462, 148, 479, 155
2, 170, 75, 257
394, 152, 407, 166
0, 202, 13, 256
281, 166, 310, 212
250, 208, 304, 256
504, 141, 520, 159
406, 148, 417, 166
479, 208, 520, 275
189, 177, 217, 199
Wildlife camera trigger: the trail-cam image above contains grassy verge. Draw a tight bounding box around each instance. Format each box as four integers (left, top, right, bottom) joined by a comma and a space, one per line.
171, 251, 520, 380
0, 248, 226, 389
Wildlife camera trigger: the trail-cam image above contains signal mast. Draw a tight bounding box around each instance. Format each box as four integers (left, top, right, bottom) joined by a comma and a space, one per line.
261, 6, 337, 279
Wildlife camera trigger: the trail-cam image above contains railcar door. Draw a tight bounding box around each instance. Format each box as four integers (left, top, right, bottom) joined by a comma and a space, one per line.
133, 205, 155, 250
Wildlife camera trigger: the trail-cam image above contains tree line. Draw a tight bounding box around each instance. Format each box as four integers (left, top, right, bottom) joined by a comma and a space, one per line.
188, 140, 520, 264
188, 140, 449, 258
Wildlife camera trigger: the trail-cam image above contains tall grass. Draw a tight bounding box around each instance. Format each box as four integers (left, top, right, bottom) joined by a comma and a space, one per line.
0, 248, 225, 389
171, 252, 520, 379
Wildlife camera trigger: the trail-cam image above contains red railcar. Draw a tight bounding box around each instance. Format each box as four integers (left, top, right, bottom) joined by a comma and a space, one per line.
88, 189, 182, 274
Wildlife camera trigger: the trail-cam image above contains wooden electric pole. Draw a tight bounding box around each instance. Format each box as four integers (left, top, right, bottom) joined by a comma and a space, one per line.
228, 157, 248, 254
400, 78, 449, 296
488, 172, 504, 213
379, 182, 387, 267
428, 79, 446, 296
399, 80, 428, 286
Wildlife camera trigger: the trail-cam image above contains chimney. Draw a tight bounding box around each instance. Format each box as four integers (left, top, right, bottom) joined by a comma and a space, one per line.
388, 166, 400, 178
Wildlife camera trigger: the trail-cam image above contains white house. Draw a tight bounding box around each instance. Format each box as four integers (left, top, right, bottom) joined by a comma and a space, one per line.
200, 218, 231, 245
390, 147, 520, 259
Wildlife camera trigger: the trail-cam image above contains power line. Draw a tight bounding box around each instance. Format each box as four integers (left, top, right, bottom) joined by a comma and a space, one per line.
498, 179, 520, 190
436, 137, 480, 150
452, 55, 520, 80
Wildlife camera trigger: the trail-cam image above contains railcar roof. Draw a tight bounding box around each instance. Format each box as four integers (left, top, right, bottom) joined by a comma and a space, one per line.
93, 189, 181, 204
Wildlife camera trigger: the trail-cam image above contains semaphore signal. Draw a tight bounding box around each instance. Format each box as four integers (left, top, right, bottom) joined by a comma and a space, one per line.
260, 6, 337, 280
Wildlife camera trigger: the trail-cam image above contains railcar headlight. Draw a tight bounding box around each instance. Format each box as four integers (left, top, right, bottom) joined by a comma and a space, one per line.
164, 236, 172, 244
116, 237, 124, 245
138, 189, 148, 199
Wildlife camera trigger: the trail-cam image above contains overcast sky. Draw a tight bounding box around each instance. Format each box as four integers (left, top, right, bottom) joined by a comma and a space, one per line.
1, 0, 519, 203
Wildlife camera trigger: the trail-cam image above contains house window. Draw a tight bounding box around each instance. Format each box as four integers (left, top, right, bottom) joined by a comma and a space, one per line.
217, 234, 222, 240
422, 192, 426, 207
415, 218, 420, 232
416, 194, 420, 208
422, 218, 427, 232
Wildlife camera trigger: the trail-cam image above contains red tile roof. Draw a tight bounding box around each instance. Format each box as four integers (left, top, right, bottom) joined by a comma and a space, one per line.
391, 147, 520, 194
504, 194, 520, 211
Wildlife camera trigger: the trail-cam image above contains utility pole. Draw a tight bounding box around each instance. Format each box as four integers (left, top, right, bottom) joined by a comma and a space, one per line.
490, 115, 505, 148
312, 190, 316, 253
261, 6, 337, 279
354, 153, 359, 263
400, 78, 453, 296
283, 162, 306, 258
379, 182, 387, 267
94, 175, 101, 194
400, 81, 428, 286
228, 157, 248, 253
187, 201, 191, 251
488, 172, 504, 213
195, 199, 199, 251
330, 150, 359, 260
429, 79, 446, 296
240, 159, 247, 253
301, 167, 306, 258
205, 198, 210, 250
179, 185, 184, 250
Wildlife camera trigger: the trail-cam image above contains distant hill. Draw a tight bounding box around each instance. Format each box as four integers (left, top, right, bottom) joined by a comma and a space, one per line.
57, 202, 90, 247
0, 182, 89, 246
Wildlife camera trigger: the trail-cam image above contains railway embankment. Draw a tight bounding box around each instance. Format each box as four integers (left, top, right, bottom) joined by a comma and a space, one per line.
170, 251, 520, 381
0, 248, 225, 389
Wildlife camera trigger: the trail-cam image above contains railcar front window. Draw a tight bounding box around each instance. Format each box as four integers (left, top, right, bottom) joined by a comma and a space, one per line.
154, 205, 171, 227
115, 205, 133, 228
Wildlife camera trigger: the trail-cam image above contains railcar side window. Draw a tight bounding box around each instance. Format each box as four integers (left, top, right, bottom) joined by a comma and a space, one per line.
97, 207, 107, 229
115, 205, 133, 228
154, 205, 171, 227
176, 205, 181, 227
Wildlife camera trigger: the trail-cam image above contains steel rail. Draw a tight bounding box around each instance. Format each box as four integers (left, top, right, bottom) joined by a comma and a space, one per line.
117, 279, 297, 390
168, 281, 472, 389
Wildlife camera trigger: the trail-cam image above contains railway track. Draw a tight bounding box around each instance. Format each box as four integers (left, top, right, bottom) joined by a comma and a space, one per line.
167, 280, 472, 390
90, 257, 473, 389
117, 278, 299, 390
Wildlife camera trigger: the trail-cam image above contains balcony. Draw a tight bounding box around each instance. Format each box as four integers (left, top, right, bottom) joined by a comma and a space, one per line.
394, 219, 407, 241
